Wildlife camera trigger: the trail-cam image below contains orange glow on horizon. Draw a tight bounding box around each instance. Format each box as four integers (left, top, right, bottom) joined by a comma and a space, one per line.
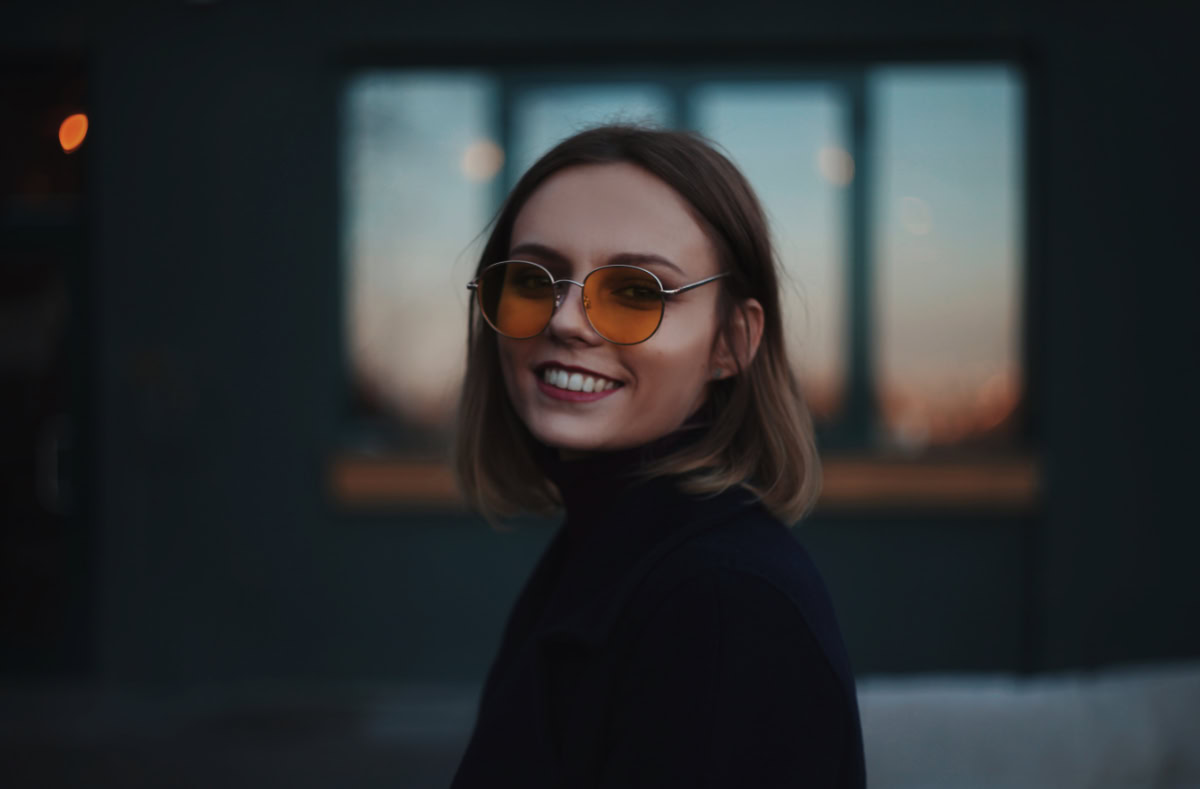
876, 371, 1022, 451
59, 113, 88, 153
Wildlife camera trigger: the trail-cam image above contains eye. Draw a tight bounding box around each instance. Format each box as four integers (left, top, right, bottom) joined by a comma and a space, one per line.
518, 272, 551, 287
511, 270, 552, 291
616, 285, 660, 301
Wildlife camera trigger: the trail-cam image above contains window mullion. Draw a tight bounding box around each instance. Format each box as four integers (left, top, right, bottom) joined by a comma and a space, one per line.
840, 68, 881, 449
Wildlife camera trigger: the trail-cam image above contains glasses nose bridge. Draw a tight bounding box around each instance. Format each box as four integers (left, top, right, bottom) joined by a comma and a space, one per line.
551, 276, 586, 309
545, 274, 602, 340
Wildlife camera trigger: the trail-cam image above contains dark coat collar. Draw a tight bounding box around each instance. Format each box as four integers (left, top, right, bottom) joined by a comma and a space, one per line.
523, 419, 763, 650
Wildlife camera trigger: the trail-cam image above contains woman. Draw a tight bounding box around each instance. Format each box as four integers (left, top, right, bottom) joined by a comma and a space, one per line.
450, 123, 866, 788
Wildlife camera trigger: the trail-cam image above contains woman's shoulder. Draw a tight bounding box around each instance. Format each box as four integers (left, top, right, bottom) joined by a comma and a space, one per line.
600, 503, 867, 789
626, 498, 858, 685
658, 498, 836, 611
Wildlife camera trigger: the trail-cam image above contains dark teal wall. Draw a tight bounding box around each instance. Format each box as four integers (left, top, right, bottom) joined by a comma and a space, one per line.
2, 0, 1196, 683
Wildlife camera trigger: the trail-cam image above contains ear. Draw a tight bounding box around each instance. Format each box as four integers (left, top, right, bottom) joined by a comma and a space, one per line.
710, 297, 764, 379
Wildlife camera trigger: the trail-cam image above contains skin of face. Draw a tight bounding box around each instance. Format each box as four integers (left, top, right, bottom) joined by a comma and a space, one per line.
496, 161, 762, 457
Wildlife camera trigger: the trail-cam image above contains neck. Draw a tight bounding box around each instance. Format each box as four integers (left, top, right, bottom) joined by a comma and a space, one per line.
530, 411, 714, 519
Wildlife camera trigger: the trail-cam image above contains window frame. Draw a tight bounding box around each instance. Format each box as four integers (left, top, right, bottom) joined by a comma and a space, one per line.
331, 44, 1041, 513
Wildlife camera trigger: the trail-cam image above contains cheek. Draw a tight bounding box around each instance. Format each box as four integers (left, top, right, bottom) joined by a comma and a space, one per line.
631, 328, 713, 400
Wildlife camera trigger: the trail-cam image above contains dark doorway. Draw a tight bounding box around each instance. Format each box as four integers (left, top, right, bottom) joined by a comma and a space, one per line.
1, 54, 92, 677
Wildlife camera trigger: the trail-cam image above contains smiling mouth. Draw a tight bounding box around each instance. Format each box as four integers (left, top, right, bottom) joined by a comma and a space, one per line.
538, 366, 624, 393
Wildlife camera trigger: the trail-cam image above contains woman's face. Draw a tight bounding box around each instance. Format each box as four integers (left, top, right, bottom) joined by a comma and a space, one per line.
496, 162, 728, 455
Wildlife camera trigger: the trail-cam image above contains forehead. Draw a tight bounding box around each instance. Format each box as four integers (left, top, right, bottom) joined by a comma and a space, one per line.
509, 162, 717, 274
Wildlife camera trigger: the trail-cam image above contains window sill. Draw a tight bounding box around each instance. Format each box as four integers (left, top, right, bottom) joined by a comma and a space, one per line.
327, 451, 1040, 514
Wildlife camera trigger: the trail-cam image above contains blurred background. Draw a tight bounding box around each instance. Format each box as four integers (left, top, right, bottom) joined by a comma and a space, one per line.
2, 1, 1197, 787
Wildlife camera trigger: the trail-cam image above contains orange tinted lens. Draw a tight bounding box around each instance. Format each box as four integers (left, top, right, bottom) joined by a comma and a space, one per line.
478, 262, 554, 338
584, 267, 663, 343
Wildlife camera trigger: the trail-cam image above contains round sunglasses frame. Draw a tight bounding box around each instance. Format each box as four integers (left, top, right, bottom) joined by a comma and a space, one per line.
466, 259, 733, 345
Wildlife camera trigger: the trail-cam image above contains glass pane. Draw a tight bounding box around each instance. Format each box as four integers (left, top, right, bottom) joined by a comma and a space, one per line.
871, 65, 1024, 452
342, 72, 497, 453
693, 83, 847, 422
509, 84, 672, 184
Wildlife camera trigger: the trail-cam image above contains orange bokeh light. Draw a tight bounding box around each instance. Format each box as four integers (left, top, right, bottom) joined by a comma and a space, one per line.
59, 113, 88, 153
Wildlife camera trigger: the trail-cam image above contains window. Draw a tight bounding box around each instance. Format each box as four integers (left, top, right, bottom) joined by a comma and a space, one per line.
872, 67, 1024, 454
334, 62, 1033, 511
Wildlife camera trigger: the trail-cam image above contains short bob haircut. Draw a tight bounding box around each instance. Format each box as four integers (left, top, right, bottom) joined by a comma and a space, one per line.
453, 123, 822, 528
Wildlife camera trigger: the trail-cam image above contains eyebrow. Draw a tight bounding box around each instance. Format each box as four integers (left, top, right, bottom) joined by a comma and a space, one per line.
508, 241, 686, 278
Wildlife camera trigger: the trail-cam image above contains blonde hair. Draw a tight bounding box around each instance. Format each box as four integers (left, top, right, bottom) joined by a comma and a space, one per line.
452, 124, 822, 529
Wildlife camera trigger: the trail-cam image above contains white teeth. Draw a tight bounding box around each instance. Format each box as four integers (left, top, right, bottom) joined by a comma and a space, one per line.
540, 367, 620, 392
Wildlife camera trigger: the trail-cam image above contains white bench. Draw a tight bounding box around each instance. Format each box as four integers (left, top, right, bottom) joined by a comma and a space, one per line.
858, 660, 1200, 789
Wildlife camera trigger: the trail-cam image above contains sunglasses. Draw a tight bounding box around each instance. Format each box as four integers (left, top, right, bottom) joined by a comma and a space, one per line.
467, 259, 732, 345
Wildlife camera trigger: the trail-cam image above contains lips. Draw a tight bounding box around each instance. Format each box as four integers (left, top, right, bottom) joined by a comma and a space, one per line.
536, 373, 621, 402
532, 362, 625, 400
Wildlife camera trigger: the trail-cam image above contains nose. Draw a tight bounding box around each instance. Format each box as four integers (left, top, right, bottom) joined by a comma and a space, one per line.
546, 280, 601, 344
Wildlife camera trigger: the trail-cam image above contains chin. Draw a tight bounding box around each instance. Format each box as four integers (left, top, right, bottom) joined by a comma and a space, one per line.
528, 420, 613, 452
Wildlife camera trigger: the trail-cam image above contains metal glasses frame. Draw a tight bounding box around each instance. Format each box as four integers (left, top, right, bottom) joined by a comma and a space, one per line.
466, 259, 733, 345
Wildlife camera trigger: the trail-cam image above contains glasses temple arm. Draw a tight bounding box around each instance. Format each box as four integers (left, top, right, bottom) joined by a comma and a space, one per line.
661, 271, 733, 295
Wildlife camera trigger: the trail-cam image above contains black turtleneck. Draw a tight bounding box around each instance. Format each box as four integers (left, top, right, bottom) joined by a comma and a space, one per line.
527, 409, 717, 578
453, 411, 868, 789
